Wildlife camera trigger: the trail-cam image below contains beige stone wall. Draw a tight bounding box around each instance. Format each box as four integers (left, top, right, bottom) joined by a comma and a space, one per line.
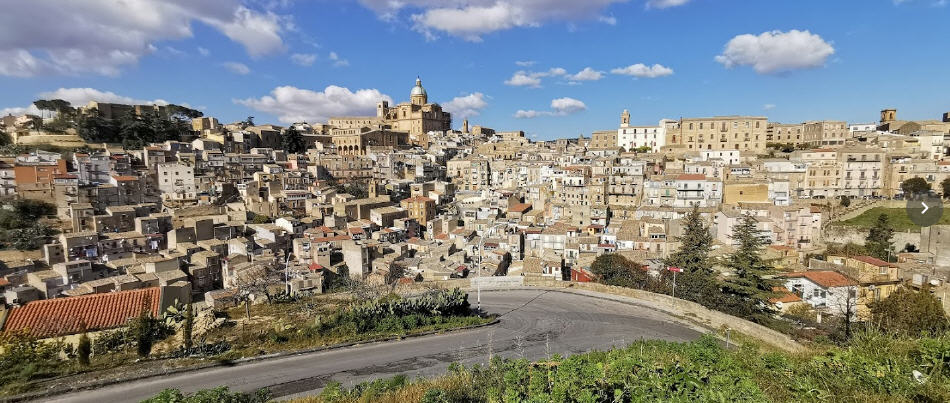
672, 116, 768, 153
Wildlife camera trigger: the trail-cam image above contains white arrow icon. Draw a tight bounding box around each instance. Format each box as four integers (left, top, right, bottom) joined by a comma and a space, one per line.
922, 201, 929, 214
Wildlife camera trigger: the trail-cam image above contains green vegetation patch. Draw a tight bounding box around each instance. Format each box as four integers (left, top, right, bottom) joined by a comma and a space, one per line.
834, 207, 950, 231
287, 332, 950, 403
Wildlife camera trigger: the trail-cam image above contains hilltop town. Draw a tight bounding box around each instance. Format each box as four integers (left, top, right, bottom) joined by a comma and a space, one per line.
0, 77, 949, 354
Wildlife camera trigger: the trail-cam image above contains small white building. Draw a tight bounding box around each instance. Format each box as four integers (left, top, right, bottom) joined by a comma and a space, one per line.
616, 110, 669, 152
783, 271, 858, 316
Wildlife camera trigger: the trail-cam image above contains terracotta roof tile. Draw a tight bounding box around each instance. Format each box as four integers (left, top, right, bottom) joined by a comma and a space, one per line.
785, 271, 858, 288
769, 287, 802, 303
2, 287, 161, 338
852, 255, 893, 267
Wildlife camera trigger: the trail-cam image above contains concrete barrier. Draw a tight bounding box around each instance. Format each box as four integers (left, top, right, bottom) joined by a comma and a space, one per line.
471, 275, 524, 289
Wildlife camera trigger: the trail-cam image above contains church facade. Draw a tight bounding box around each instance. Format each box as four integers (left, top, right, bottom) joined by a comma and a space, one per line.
328, 77, 451, 147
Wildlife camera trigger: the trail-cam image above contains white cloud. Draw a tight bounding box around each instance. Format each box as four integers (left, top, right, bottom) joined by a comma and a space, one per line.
329, 52, 349, 67
514, 109, 543, 119
646, 0, 692, 9
505, 71, 543, 87
764, 103, 776, 110
442, 92, 489, 119
236, 85, 392, 123
894, 0, 947, 5
0, 1, 287, 77
551, 97, 586, 114
2, 87, 173, 116
38, 88, 169, 106
598, 15, 617, 25
290, 53, 317, 66
515, 60, 536, 67
359, 0, 627, 41
202, 6, 287, 58
610, 63, 674, 78
1, 105, 40, 117
222, 62, 251, 75
197, 47, 210, 56
566, 67, 604, 81
515, 96, 586, 118
504, 67, 567, 87
715, 30, 835, 74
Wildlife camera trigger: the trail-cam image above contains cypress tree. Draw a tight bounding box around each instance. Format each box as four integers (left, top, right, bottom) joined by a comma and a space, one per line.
865, 213, 894, 262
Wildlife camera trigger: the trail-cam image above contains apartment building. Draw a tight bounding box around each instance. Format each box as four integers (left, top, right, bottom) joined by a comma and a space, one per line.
803, 121, 849, 147
668, 116, 768, 153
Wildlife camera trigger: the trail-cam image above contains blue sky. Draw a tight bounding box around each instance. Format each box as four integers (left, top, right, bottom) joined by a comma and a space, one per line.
1, 0, 948, 140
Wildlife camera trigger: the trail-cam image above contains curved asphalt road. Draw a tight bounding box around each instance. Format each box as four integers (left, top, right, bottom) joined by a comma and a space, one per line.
46, 289, 705, 403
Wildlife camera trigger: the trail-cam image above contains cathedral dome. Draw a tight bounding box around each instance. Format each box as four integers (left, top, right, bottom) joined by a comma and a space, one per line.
410, 77, 427, 98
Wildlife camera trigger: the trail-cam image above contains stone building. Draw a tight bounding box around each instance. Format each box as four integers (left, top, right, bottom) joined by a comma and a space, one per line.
667, 116, 768, 153
329, 77, 451, 147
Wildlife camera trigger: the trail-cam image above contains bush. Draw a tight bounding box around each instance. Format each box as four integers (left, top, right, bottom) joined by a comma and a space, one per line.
77, 333, 91, 366
143, 387, 270, 403
870, 287, 948, 336
313, 332, 950, 402
0, 331, 65, 394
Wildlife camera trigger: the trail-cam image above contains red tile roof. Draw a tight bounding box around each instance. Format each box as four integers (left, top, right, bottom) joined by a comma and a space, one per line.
0, 278, 10, 287
508, 203, 532, 213
852, 255, 893, 267
769, 287, 802, 304
785, 271, 857, 288
112, 175, 138, 182
2, 288, 161, 338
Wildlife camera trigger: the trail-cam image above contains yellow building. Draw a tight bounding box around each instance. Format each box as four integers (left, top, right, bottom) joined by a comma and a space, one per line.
723, 182, 770, 204
826, 255, 902, 318
400, 196, 436, 227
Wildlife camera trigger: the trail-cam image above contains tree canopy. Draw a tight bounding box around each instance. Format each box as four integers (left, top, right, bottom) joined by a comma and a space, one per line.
865, 213, 895, 262
664, 206, 713, 275
282, 126, 306, 154
722, 214, 779, 321
591, 253, 657, 291
901, 177, 931, 196
870, 287, 948, 336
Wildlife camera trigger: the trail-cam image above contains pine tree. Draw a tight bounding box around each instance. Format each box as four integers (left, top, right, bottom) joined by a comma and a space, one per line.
865, 213, 894, 262
722, 214, 779, 318
282, 126, 306, 154
664, 205, 713, 275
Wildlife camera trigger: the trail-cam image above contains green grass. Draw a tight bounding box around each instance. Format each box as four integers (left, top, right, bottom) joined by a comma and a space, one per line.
834, 206, 950, 231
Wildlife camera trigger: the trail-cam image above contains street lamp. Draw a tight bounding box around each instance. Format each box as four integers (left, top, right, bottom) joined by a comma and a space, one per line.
476, 222, 508, 311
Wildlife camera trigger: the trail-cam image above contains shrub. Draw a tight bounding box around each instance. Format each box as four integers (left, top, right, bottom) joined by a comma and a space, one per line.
143, 387, 270, 403
77, 333, 91, 366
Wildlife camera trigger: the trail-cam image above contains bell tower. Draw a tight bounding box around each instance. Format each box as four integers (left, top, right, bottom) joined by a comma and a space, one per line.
880, 108, 897, 123
621, 109, 631, 128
